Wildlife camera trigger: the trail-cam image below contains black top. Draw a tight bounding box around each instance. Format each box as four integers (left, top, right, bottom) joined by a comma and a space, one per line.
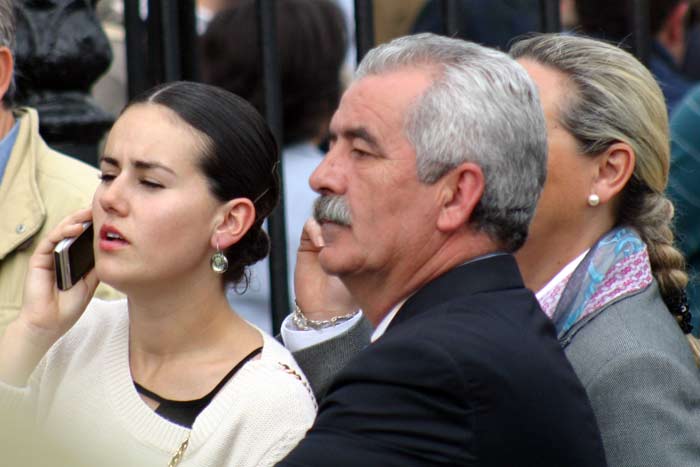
134, 346, 262, 428
278, 255, 607, 466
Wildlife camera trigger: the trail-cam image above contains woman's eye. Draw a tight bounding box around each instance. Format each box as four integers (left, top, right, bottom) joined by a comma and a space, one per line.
140, 179, 164, 189
98, 173, 115, 182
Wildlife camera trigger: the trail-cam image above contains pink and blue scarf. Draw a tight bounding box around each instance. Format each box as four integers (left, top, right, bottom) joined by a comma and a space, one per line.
539, 227, 653, 344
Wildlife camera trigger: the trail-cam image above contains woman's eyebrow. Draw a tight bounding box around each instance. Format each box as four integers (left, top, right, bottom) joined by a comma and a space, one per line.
132, 159, 176, 175
98, 155, 119, 167
97, 156, 176, 176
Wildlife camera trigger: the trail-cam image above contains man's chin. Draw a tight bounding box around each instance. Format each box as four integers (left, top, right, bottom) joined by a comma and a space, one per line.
317, 246, 357, 278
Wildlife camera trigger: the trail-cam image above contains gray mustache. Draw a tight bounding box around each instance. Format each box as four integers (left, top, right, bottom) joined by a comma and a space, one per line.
313, 195, 352, 226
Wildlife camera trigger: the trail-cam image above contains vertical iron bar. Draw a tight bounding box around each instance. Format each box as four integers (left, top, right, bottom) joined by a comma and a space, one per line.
257, 0, 289, 333
124, 0, 148, 99
441, 0, 460, 37
160, 0, 181, 82
540, 0, 561, 33
147, 0, 165, 85
354, 0, 374, 63
628, 0, 650, 66
179, 0, 199, 82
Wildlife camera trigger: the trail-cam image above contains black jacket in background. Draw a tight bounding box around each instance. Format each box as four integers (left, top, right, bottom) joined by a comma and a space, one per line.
278, 254, 607, 466
412, 0, 540, 50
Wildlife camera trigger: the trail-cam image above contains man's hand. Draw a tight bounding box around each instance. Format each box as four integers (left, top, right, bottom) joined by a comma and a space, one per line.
294, 219, 358, 321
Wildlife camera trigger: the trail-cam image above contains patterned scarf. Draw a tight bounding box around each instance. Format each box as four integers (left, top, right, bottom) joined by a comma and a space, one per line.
539, 227, 653, 344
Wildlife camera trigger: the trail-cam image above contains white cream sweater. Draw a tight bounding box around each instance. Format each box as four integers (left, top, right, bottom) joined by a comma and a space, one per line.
0, 299, 316, 466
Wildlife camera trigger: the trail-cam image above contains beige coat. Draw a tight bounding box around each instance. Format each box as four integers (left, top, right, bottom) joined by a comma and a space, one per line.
0, 107, 119, 333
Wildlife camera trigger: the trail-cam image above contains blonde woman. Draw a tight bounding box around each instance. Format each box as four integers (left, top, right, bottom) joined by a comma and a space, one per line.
509, 34, 700, 466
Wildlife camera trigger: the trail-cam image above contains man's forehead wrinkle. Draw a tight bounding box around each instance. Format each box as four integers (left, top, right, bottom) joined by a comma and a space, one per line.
332, 84, 408, 145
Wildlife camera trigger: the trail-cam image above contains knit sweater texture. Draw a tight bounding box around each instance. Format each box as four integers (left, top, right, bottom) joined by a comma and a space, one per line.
0, 298, 316, 466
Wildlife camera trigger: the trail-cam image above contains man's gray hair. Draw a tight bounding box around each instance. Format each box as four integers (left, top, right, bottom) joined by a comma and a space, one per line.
355, 33, 547, 252
0, 0, 14, 50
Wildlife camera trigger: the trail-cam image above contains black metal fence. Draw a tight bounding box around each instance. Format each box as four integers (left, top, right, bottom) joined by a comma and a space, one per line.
121, 0, 652, 333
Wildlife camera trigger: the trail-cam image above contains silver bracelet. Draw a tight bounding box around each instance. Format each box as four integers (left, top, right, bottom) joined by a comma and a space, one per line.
292, 300, 360, 330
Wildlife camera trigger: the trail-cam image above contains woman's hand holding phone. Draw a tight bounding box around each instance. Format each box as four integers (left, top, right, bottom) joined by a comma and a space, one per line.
0, 209, 99, 387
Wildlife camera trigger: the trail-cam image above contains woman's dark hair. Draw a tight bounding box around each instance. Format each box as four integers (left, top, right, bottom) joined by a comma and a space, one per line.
125, 80, 280, 286
200, 0, 347, 145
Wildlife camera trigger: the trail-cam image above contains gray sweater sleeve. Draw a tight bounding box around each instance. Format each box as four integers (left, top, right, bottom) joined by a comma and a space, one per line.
292, 317, 373, 399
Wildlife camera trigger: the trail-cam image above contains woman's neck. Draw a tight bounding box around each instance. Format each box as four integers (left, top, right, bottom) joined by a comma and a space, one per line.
517, 206, 617, 292
124, 274, 255, 359
125, 280, 263, 400
129, 296, 230, 355
516, 229, 603, 293
130, 311, 250, 383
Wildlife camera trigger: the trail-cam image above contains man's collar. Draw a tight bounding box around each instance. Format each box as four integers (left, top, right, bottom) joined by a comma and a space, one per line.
370, 298, 407, 342
373, 252, 521, 340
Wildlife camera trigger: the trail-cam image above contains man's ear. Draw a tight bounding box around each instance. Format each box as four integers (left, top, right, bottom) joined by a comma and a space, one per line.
0, 47, 13, 102
211, 198, 257, 250
436, 162, 484, 233
591, 142, 635, 205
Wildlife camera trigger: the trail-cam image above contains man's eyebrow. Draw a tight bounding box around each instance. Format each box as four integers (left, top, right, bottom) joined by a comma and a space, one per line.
98, 156, 176, 175
344, 127, 382, 151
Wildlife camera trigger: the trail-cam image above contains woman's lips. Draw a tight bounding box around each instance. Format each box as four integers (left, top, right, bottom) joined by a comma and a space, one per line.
98, 225, 129, 251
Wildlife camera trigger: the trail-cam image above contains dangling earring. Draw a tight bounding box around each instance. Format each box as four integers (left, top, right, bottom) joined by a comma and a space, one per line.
587, 193, 600, 207
210, 240, 229, 274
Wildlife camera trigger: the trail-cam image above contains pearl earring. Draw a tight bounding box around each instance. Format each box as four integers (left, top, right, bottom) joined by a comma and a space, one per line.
587, 193, 600, 207
210, 240, 229, 274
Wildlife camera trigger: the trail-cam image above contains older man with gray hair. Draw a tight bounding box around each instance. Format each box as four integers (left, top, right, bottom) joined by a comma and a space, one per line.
277, 33, 606, 466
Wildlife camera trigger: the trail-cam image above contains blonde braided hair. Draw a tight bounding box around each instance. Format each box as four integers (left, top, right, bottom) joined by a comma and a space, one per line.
511, 33, 700, 364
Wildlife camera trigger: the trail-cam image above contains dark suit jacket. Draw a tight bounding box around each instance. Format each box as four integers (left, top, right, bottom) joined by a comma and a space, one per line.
279, 255, 607, 466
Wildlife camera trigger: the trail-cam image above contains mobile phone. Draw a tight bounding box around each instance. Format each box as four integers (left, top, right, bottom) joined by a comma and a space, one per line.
53, 222, 95, 291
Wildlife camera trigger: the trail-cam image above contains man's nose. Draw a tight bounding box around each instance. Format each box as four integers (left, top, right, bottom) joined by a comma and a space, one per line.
310, 144, 345, 195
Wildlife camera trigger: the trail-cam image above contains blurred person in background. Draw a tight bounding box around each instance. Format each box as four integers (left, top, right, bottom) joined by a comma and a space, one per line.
372, 0, 425, 45
92, 0, 240, 118
667, 4, 700, 336
93, 0, 127, 117
680, 1, 700, 79
667, 83, 700, 335
575, 0, 696, 114
201, 0, 347, 333
197, 0, 239, 34
411, 0, 540, 50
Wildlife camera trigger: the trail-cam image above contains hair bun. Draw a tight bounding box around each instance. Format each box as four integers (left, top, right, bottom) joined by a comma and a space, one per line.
222, 222, 270, 288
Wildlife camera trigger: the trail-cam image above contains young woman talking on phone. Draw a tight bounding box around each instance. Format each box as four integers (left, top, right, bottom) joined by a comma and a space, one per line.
0, 81, 315, 466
